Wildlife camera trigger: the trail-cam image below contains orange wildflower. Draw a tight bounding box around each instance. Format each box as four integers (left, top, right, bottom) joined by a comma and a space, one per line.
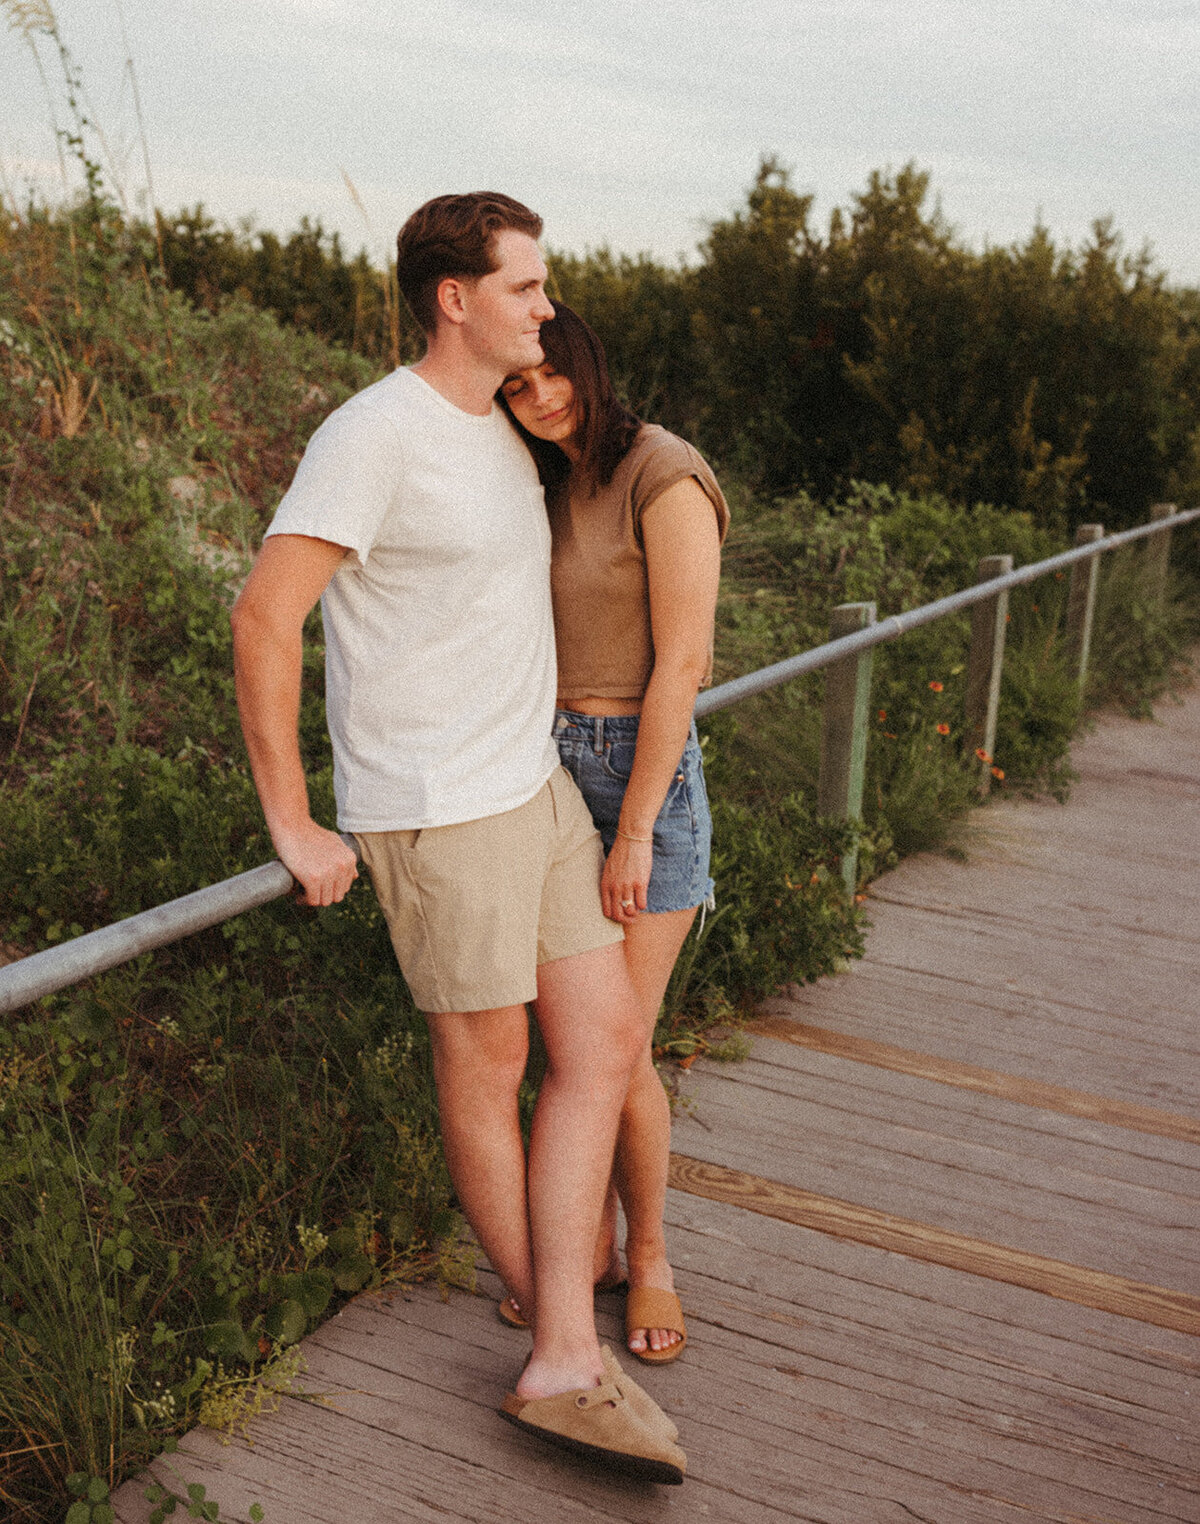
936, 722, 950, 736
991, 766, 1005, 780
975, 747, 992, 763
928, 680, 943, 692
878, 709, 887, 721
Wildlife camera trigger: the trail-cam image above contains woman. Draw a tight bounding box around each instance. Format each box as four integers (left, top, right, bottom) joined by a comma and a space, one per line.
499, 301, 728, 1363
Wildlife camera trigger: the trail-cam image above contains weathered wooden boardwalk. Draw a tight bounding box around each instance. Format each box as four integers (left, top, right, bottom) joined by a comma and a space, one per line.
115, 685, 1200, 1523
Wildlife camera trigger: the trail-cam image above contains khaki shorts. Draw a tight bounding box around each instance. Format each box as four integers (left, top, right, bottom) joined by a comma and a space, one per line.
355, 767, 623, 1014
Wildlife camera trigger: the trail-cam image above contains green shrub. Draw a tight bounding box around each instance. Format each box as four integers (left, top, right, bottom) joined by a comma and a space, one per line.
659, 790, 864, 1043
1088, 537, 1199, 715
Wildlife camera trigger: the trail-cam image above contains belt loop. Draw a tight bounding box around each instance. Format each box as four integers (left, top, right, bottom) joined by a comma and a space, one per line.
592, 715, 604, 754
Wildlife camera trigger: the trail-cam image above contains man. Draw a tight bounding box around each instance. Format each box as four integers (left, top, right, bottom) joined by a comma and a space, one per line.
231, 193, 685, 1482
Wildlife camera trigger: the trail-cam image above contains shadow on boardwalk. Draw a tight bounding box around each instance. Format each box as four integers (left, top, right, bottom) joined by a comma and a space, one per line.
115, 685, 1200, 1523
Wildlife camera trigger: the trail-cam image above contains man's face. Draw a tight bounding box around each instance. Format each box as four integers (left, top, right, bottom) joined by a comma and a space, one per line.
458, 230, 555, 374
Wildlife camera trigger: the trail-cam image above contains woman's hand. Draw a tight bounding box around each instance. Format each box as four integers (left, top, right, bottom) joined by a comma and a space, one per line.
602, 834, 653, 923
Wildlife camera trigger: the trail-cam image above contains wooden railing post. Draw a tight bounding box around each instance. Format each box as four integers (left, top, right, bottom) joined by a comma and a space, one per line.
964, 554, 1013, 794
818, 602, 876, 896
1065, 523, 1104, 688
1147, 502, 1178, 601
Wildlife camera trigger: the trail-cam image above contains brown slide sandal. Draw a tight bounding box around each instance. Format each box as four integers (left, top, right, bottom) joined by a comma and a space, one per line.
497, 1295, 528, 1329
625, 1286, 687, 1364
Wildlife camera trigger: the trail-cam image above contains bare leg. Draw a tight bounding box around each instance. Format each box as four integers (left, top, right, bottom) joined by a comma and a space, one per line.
504, 1179, 621, 1325
425, 1004, 536, 1315
613, 905, 697, 1355
593, 1184, 623, 1288
518, 941, 644, 1399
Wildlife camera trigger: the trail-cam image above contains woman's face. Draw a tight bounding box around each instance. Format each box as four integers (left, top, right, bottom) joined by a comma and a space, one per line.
501, 362, 580, 457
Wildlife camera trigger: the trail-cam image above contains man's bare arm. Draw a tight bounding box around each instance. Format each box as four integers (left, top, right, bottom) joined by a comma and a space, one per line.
231, 534, 358, 907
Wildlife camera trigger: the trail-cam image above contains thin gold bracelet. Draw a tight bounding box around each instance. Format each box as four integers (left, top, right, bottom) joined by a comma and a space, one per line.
616, 827, 653, 843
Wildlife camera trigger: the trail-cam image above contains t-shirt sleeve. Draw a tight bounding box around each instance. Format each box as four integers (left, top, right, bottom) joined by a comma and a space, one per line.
630, 432, 730, 547
264, 401, 404, 568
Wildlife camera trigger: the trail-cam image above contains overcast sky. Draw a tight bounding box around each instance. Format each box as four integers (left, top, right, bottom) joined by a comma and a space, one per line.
4, 0, 1199, 285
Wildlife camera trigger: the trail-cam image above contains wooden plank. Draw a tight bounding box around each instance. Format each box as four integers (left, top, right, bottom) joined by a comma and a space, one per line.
717, 1029, 1200, 1180
770, 676, 1200, 1127
744, 1012, 1200, 1144
867, 877, 1200, 962
119, 1385, 705, 1524
662, 1193, 1199, 1420
865, 817, 1200, 952
113, 1129, 1200, 1522
110, 1285, 1046, 1524
1077, 717, 1200, 791
301, 1315, 975, 1523
116, 1224, 1199, 1524
657, 1194, 1200, 1517
805, 1036, 1192, 1178
287, 1269, 1200, 1521
671, 1047, 1200, 1292
860, 896, 1199, 1021
767, 880, 1199, 1112
866, 830, 1200, 946
765, 960, 1198, 1116
404, 1254, 1200, 1437
667, 1154, 1200, 1337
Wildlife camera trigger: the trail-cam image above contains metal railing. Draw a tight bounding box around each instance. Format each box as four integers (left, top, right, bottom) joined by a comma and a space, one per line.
694, 506, 1195, 718
2, 502, 1196, 1016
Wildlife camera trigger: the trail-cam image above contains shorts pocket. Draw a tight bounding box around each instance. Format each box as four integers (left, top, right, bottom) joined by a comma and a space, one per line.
602, 737, 637, 782
655, 762, 689, 819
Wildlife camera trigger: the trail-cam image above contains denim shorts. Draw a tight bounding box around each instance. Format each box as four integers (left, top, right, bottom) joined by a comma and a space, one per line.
552, 709, 715, 914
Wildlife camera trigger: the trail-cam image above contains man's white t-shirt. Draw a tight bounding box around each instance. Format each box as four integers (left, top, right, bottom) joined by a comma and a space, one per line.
265, 367, 560, 831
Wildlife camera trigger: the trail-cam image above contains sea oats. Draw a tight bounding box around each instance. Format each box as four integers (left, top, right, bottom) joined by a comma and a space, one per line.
2, 0, 58, 41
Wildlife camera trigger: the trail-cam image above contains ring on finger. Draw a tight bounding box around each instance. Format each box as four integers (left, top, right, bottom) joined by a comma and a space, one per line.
621, 899, 636, 910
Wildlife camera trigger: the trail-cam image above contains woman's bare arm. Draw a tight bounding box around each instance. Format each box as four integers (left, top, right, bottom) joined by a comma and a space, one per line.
601, 477, 722, 922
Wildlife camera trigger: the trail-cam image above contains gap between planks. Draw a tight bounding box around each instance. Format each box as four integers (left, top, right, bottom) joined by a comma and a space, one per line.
745, 1013, 1200, 1144
667, 1154, 1200, 1338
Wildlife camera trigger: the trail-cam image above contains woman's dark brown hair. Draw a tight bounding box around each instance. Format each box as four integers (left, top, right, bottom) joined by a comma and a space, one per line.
502, 300, 642, 490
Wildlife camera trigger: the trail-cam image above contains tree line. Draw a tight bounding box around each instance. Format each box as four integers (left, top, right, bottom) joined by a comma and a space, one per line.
156, 159, 1200, 533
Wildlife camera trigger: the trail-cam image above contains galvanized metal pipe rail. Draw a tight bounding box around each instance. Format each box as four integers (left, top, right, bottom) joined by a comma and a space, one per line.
2, 506, 1196, 1017
0, 841, 356, 1015
695, 507, 1200, 718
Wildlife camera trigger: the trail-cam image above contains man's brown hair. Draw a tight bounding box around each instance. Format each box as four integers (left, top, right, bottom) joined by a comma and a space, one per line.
396, 192, 543, 334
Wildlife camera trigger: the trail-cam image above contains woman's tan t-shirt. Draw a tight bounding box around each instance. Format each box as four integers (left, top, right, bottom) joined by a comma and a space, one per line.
549, 425, 730, 702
